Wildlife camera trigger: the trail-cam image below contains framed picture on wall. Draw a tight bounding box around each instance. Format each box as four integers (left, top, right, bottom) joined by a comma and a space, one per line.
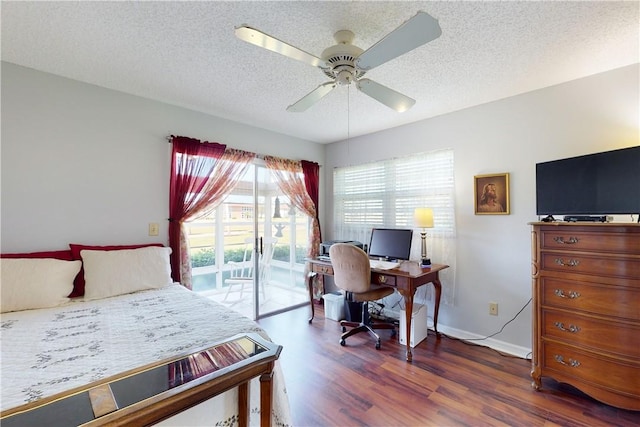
474, 173, 510, 215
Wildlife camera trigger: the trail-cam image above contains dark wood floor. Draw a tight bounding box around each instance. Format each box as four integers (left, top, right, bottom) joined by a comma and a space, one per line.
258, 305, 640, 427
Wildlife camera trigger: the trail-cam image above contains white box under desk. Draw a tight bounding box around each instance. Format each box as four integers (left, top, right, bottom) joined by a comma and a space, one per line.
399, 303, 428, 348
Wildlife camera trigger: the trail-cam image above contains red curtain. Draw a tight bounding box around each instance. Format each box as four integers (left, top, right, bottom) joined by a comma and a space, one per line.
300, 160, 324, 300
264, 156, 321, 258
169, 136, 225, 285
301, 160, 322, 243
265, 156, 324, 301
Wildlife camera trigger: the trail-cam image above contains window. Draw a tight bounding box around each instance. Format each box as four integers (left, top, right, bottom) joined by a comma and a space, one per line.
334, 149, 456, 239
333, 149, 457, 303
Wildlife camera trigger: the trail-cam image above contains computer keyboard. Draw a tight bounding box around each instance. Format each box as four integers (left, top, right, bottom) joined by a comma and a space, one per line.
370, 260, 400, 270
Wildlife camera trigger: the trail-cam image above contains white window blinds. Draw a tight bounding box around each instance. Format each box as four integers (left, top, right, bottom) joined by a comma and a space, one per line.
333, 149, 457, 304
334, 149, 456, 234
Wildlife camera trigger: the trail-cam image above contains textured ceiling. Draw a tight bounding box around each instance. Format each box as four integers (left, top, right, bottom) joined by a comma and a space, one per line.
2, 1, 638, 144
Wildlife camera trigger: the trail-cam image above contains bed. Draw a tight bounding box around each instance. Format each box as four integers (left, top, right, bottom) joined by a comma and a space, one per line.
0, 244, 292, 426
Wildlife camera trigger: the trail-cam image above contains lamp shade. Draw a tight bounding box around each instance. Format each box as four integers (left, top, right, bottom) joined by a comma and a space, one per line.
414, 207, 434, 228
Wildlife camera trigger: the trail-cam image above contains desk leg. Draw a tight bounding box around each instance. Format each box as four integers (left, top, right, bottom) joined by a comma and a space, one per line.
399, 290, 415, 362
432, 276, 442, 336
307, 272, 317, 324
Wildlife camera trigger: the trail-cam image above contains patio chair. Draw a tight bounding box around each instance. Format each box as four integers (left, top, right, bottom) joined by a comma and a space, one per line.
223, 237, 277, 303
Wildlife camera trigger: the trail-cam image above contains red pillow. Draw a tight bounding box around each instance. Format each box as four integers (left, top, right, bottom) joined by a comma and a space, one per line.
69, 243, 164, 297
1, 250, 73, 261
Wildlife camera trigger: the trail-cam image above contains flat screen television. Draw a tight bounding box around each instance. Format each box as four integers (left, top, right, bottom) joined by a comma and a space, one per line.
535, 146, 640, 217
367, 228, 413, 261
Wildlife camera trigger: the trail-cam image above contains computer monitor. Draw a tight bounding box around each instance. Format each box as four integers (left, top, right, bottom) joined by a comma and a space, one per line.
367, 228, 413, 261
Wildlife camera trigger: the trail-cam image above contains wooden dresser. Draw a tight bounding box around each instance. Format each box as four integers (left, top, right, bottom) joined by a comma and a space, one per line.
530, 222, 640, 410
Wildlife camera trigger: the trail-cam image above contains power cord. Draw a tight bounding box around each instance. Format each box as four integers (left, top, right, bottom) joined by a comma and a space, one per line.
436, 298, 533, 360
435, 331, 531, 360
369, 301, 385, 317
369, 301, 400, 325
463, 298, 531, 341
374, 294, 533, 360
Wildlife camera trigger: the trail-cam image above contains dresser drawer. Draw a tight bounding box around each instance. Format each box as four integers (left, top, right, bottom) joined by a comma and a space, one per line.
540, 228, 640, 255
541, 340, 640, 398
542, 309, 640, 358
312, 263, 333, 275
372, 272, 396, 287
540, 277, 640, 321
540, 252, 640, 280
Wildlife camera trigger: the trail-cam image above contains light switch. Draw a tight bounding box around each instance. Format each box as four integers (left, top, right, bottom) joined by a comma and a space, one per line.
148, 223, 159, 236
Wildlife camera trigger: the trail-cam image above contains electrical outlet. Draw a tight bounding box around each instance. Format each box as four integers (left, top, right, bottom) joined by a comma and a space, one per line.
489, 302, 498, 316
148, 223, 159, 236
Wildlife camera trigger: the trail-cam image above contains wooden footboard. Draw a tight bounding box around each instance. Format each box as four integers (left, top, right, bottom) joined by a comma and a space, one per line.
1, 333, 282, 427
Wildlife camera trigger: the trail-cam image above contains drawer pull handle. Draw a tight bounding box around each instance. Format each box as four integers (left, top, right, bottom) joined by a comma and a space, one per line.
554, 322, 581, 333
553, 236, 579, 244
378, 275, 387, 284
554, 289, 581, 299
554, 354, 581, 367
554, 258, 580, 267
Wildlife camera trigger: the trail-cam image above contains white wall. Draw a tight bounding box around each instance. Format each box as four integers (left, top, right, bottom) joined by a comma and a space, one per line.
324, 64, 639, 353
1, 62, 324, 252
2, 62, 638, 354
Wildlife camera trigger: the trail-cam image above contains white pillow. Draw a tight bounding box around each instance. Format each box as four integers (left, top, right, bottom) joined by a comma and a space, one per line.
81, 246, 173, 300
1, 258, 81, 313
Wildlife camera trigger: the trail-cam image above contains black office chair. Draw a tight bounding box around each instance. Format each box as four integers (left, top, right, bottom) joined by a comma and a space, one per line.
329, 243, 396, 349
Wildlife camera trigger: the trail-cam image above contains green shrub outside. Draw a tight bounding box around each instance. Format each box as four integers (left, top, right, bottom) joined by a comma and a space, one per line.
191, 245, 307, 267
273, 245, 307, 263
191, 248, 215, 267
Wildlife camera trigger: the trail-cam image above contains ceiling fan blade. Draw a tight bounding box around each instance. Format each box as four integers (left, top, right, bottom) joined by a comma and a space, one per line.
287, 82, 336, 112
355, 11, 441, 71
356, 78, 415, 112
235, 25, 326, 68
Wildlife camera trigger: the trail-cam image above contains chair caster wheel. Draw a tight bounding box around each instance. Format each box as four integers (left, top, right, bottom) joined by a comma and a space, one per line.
375, 340, 381, 350
340, 339, 346, 346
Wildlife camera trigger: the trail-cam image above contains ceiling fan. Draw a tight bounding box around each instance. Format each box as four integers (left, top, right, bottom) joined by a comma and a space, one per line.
235, 11, 441, 113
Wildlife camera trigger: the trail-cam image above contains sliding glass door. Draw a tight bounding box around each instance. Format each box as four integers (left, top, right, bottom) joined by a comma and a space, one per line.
255, 165, 311, 318
186, 161, 309, 320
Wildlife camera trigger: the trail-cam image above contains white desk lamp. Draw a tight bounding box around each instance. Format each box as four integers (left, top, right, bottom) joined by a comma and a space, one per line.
414, 207, 434, 267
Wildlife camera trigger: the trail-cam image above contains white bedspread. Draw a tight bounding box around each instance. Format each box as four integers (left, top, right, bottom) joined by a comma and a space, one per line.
1, 284, 291, 426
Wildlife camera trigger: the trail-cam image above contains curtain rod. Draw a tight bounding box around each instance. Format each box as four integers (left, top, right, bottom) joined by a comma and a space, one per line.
166, 135, 322, 167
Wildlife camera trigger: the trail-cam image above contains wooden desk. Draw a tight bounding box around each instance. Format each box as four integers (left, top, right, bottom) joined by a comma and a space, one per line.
307, 258, 449, 362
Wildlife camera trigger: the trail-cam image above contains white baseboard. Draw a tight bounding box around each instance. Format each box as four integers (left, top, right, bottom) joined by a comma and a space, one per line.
383, 307, 531, 359
434, 324, 532, 359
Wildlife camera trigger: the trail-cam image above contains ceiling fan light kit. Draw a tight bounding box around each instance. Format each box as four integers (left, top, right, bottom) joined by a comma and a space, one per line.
235, 11, 441, 113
